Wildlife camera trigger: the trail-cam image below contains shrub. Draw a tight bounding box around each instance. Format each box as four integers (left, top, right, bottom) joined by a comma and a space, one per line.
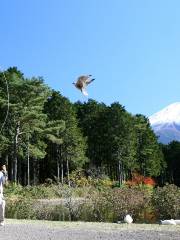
152, 184, 180, 219
4, 183, 59, 199
79, 186, 152, 223
84, 190, 113, 222
109, 186, 152, 222
35, 204, 70, 221
69, 169, 113, 188
125, 172, 156, 188
24, 184, 58, 199
4, 183, 24, 197
4, 182, 160, 223
6, 198, 36, 219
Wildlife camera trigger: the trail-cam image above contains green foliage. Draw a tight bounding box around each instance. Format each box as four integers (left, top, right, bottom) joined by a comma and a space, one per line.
4, 183, 24, 197
161, 141, 180, 186
0, 66, 179, 222
35, 205, 70, 221
69, 169, 113, 188
6, 198, 36, 219
0, 67, 172, 186
5, 184, 180, 223
42, 91, 88, 183
134, 115, 165, 176
4, 184, 151, 222
4, 183, 58, 199
75, 100, 164, 182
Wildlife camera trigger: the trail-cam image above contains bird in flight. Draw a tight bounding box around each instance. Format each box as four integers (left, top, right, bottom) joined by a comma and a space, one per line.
73, 74, 95, 96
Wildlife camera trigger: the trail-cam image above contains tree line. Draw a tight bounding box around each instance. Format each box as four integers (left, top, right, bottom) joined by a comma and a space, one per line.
0, 67, 179, 186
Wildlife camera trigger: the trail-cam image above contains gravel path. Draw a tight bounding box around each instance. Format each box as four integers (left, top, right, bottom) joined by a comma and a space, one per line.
0, 219, 180, 240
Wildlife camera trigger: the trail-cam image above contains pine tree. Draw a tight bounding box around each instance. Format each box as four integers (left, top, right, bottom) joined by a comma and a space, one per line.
134, 114, 165, 177
43, 91, 87, 184
0, 68, 65, 184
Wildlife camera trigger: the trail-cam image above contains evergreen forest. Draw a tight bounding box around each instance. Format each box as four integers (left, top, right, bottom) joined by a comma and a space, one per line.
0, 67, 180, 186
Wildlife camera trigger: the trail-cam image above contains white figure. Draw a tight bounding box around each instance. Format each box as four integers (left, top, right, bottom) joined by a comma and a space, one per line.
73, 75, 95, 96
124, 214, 133, 224
160, 219, 176, 225
0, 164, 8, 226
174, 220, 180, 225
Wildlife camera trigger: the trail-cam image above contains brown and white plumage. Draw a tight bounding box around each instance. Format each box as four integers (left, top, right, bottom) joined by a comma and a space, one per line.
73, 74, 95, 96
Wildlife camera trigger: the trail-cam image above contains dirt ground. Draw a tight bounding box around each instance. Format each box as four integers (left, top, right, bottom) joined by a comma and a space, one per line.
0, 219, 180, 240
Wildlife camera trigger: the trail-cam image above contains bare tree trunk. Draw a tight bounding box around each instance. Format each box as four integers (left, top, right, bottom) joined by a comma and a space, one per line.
66, 157, 70, 186
11, 159, 13, 182
33, 164, 36, 185
170, 170, 174, 184
118, 149, 123, 186
33, 158, 37, 185
61, 159, 64, 184
60, 146, 64, 184
27, 136, 30, 185
5, 155, 8, 174
14, 134, 18, 182
13, 121, 20, 182
118, 159, 122, 187
56, 145, 60, 182
57, 159, 60, 182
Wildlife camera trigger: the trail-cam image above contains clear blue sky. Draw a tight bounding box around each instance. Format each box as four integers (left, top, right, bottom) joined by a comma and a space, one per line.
1, 0, 180, 117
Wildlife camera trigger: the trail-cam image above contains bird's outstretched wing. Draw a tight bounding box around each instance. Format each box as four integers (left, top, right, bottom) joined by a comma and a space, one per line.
85, 78, 95, 85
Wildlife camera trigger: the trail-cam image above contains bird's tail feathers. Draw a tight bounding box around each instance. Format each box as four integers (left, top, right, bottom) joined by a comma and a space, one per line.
81, 88, 88, 96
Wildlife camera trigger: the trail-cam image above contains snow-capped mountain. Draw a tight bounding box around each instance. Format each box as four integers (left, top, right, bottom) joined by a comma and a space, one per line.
149, 102, 180, 144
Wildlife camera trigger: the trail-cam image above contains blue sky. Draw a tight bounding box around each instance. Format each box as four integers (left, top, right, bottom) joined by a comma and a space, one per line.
1, 0, 180, 117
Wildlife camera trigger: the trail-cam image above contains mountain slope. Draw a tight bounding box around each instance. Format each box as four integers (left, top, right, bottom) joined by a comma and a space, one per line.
149, 102, 180, 144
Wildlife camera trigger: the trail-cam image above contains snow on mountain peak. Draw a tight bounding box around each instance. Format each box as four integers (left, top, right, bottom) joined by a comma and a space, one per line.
149, 102, 180, 125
